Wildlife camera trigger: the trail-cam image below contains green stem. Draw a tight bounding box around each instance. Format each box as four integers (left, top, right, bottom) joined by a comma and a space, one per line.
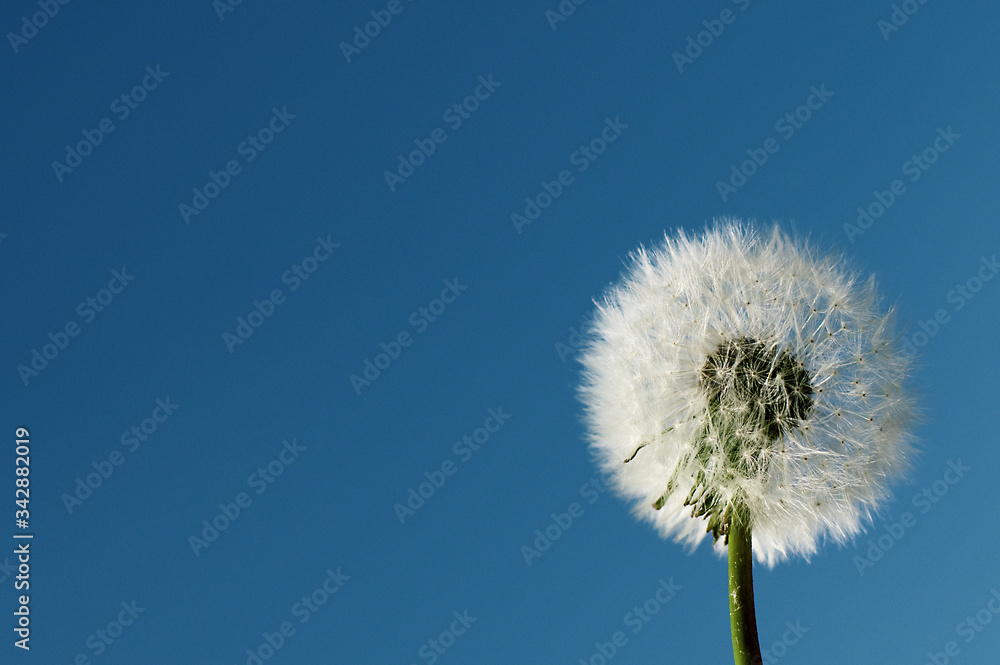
728, 510, 762, 665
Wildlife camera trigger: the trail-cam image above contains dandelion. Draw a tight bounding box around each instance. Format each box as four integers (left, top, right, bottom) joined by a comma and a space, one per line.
577, 220, 916, 665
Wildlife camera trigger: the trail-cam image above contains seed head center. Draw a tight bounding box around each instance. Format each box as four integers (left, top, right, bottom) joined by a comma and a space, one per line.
700, 337, 813, 443
660, 337, 814, 541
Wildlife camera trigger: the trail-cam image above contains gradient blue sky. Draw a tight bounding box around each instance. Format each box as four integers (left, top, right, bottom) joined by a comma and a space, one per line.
2, 1, 1000, 664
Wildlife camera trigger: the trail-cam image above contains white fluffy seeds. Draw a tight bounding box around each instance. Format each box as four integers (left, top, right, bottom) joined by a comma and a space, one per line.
578, 221, 916, 566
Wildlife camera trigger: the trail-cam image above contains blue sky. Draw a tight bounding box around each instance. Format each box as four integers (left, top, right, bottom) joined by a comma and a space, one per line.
2, 1, 999, 663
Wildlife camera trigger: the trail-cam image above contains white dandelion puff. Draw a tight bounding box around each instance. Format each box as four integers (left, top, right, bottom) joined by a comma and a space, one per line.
578, 220, 917, 567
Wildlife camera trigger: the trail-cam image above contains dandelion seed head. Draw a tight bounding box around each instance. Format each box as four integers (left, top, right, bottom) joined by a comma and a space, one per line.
578, 220, 916, 566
